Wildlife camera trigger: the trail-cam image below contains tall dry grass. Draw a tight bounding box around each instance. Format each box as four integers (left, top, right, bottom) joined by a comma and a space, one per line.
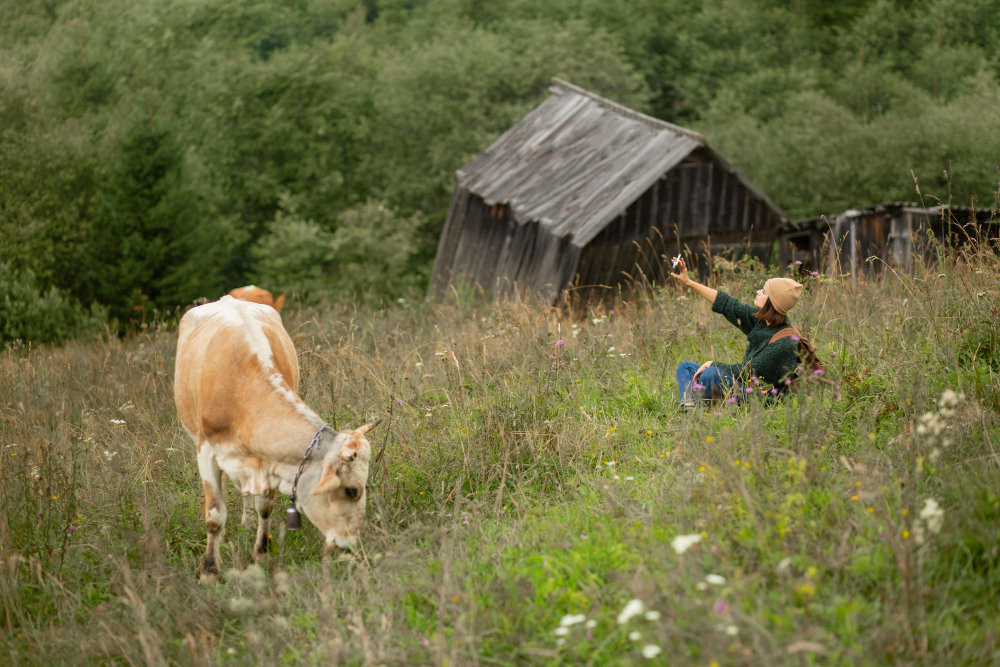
1, 240, 998, 665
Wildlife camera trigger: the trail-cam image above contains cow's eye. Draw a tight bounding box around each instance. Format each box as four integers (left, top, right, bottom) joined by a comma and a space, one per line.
344, 487, 359, 499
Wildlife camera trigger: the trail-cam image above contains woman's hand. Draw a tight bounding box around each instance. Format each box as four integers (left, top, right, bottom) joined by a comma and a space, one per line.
693, 360, 712, 382
668, 257, 691, 285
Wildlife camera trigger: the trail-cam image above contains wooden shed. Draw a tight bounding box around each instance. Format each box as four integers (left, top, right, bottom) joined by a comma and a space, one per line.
428, 79, 788, 302
778, 202, 998, 279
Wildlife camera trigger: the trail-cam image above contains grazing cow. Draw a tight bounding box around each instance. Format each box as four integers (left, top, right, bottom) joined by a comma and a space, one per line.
174, 296, 374, 580
228, 285, 285, 313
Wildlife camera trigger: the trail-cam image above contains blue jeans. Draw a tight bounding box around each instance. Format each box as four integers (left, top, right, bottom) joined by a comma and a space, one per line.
676, 361, 745, 404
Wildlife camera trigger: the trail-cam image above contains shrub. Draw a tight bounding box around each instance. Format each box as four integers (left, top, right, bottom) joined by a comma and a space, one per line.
250, 200, 420, 301
0, 263, 105, 346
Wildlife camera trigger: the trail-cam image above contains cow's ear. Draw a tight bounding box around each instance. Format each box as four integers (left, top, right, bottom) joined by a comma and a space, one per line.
311, 459, 341, 495
274, 294, 285, 313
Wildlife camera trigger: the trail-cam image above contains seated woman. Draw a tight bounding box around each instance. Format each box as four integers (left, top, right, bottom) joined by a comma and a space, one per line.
668, 258, 803, 409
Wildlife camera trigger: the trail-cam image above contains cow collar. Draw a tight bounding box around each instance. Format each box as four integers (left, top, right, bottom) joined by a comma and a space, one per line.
286, 423, 330, 531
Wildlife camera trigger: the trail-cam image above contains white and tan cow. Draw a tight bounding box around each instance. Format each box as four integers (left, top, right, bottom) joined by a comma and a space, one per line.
174, 296, 374, 579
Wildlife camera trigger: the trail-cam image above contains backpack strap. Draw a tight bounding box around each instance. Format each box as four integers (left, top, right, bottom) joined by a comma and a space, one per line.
769, 327, 802, 345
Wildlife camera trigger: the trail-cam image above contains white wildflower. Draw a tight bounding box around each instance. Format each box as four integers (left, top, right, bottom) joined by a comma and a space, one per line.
103, 450, 117, 461
725, 625, 739, 636
696, 582, 708, 591
777, 556, 793, 572
585, 619, 597, 629
109, 419, 126, 425
929, 448, 941, 464
641, 645, 662, 659
560, 614, 587, 627
671, 533, 702, 554
628, 631, 641, 641
643, 610, 661, 621
617, 599, 645, 625
554, 627, 569, 637
608, 346, 615, 352
555, 637, 566, 647
705, 574, 727, 585
912, 522, 926, 545
415, 362, 424, 367
938, 389, 964, 411
920, 498, 944, 534
397, 298, 405, 304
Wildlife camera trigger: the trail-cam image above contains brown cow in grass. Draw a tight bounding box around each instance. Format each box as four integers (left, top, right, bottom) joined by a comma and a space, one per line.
174, 296, 374, 580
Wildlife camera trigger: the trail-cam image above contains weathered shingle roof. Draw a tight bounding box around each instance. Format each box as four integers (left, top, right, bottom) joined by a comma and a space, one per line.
457, 78, 786, 248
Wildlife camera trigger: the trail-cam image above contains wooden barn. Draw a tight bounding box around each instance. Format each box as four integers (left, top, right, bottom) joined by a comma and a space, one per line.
428, 79, 788, 302
778, 202, 998, 279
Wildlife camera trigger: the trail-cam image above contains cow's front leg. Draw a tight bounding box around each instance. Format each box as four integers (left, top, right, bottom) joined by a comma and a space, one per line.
197, 443, 226, 581
241, 494, 256, 530
254, 490, 276, 559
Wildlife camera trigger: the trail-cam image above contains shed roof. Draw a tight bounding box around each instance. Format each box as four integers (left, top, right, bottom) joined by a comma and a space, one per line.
457, 78, 787, 248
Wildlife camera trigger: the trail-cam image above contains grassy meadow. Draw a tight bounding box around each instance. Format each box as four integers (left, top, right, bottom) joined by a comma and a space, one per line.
1, 245, 999, 665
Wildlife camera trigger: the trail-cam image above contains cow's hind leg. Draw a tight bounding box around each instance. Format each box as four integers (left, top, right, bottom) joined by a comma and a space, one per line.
197, 444, 227, 581
241, 494, 256, 530
254, 490, 276, 560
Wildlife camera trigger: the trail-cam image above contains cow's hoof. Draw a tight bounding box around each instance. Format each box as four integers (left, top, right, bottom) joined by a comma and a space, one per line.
199, 570, 220, 584
254, 535, 270, 559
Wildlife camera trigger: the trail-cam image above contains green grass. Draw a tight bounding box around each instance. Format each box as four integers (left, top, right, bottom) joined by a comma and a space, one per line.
1, 247, 999, 665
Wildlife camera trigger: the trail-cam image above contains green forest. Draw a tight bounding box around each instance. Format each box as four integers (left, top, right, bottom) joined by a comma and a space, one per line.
2, 0, 999, 339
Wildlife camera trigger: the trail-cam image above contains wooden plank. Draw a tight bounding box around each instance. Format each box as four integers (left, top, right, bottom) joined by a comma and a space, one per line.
428, 185, 472, 297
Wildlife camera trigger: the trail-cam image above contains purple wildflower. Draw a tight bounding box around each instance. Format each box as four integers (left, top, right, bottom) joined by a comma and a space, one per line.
567, 393, 574, 399
771, 388, 779, 394
396, 399, 403, 405
714, 411, 722, 417
714, 599, 727, 615
784, 378, 792, 385
834, 392, 842, 399
556, 340, 564, 347
745, 387, 753, 394
69, 525, 77, 532
813, 369, 824, 376
45, 485, 50, 491
610, 310, 615, 315
541, 386, 548, 391
692, 382, 705, 391
795, 260, 802, 265
549, 354, 555, 360
791, 335, 800, 342
418, 636, 429, 646
727, 397, 737, 404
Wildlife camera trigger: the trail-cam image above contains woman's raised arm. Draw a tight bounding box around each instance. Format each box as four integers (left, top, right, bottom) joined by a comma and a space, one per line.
668, 258, 717, 304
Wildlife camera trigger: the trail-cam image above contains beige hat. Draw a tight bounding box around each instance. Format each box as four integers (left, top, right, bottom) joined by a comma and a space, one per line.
763, 278, 803, 314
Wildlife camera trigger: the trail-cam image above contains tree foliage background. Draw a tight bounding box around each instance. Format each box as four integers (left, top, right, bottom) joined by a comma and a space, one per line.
1, 0, 999, 338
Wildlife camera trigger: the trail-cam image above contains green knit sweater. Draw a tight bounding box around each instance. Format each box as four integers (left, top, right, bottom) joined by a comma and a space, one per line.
711, 291, 799, 387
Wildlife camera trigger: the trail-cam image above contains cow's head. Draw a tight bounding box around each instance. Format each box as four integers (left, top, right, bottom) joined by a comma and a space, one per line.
301, 421, 378, 550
